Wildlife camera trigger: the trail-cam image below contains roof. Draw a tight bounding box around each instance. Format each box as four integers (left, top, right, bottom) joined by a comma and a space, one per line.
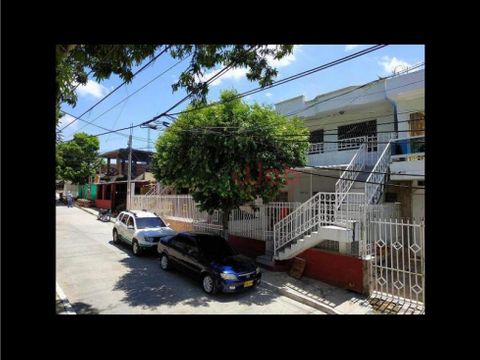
99, 148, 153, 162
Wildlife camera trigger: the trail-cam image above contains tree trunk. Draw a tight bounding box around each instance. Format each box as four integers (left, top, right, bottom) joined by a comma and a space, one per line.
222, 209, 231, 240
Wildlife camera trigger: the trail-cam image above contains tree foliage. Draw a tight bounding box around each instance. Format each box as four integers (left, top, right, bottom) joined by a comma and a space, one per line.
56, 44, 294, 124
56, 132, 100, 184
151, 90, 309, 231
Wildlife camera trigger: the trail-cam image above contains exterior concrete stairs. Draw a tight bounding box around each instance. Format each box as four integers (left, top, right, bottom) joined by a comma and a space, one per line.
275, 222, 356, 261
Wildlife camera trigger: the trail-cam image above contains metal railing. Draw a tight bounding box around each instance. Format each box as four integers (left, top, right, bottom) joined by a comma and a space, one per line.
365, 141, 392, 205
273, 192, 364, 256
335, 142, 367, 205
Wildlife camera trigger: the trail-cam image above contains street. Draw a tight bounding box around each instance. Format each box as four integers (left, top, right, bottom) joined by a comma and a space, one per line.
56, 204, 324, 314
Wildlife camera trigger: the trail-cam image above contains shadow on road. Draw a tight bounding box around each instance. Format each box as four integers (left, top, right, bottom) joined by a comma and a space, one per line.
111, 242, 276, 310
71, 302, 101, 314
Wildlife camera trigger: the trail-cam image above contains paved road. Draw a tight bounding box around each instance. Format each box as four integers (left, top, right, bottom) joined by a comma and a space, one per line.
56, 204, 324, 314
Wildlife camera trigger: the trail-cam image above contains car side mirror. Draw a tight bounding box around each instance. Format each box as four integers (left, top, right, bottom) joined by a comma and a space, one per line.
166, 223, 170, 227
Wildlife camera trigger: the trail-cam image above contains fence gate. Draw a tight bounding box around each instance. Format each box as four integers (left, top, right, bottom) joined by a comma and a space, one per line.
366, 218, 425, 314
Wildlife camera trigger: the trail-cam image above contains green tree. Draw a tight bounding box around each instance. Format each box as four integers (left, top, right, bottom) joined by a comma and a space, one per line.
56, 44, 294, 124
56, 132, 101, 184
151, 90, 309, 234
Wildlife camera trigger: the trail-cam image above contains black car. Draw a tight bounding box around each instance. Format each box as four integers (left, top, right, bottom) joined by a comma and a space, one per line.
157, 232, 262, 294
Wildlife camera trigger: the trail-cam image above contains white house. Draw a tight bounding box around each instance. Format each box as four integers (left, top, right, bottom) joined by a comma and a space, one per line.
274, 68, 425, 221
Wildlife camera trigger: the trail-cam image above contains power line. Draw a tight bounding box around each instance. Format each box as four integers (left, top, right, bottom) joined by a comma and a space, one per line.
75, 56, 188, 133
167, 45, 387, 118
141, 45, 260, 127
66, 45, 387, 140
61, 110, 154, 143
284, 63, 424, 117
306, 166, 424, 177
59, 45, 171, 132
291, 168, 424, 190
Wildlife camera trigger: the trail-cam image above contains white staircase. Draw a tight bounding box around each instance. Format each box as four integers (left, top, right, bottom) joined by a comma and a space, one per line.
271, 136, 396, 261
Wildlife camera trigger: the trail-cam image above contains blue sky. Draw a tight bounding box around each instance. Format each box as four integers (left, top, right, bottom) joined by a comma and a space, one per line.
59, 44, 425, 153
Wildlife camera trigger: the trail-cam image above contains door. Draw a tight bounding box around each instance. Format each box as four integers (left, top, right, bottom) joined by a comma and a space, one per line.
182, 236, 203, 276
117, 213, 128, 241
168, 235, 188, 269
367, 218, 425, 314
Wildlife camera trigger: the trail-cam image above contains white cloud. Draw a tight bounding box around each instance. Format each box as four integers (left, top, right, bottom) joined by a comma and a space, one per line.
199, 45, 300, 86
58, 113, 78, 130
378, 56, 413, 75
265, 92, 273, 97
345, 45, 361, 51
75, 80, 109, 98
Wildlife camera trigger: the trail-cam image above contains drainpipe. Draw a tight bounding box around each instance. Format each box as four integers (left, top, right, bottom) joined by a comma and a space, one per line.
384, 78, 399, 138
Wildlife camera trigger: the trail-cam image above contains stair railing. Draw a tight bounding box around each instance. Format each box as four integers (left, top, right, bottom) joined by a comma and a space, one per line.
365, 141, 393, 204
273, 192, 337, 257
335, 140, 367, 207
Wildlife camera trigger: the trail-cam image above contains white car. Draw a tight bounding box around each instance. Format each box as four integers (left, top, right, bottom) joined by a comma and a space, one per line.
112, 210, 177, 256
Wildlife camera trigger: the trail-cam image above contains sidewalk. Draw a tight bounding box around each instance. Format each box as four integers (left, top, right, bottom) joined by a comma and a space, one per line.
75, 205, 117, 223
260, 270, 375, 314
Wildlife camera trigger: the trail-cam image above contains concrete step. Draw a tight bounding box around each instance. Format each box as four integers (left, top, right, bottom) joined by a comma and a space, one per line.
256, 255, 275, 269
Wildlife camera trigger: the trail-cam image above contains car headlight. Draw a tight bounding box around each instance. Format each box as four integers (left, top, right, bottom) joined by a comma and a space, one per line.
256, 267, 261, 274
220, 273, 238, 280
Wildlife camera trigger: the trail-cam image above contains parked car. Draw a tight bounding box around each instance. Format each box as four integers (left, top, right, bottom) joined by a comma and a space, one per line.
157, 232, 262, 294
112, 210, 176, 256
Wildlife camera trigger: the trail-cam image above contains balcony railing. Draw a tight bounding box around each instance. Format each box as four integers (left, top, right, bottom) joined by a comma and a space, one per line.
391, 136, 425, 162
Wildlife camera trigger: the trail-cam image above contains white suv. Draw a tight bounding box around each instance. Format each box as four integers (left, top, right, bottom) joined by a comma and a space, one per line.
112, 210, 176, 256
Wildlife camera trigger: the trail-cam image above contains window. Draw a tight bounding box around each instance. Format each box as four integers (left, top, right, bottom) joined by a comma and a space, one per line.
121, 214, 129, 225
196, 235, 238, 260
417, 181, 425, 187
171, 235, 187, 252
309, 129, 324, 143
337, 120, 377, 151
385, 192, 398, 203
127, 216, 134, 228
118, 213, 125, 223
136, 217, 166, 229
409, 112, 425, 137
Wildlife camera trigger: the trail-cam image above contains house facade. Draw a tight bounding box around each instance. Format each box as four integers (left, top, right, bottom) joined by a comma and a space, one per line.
274, 68, 424, 220
129, 68, 425, 304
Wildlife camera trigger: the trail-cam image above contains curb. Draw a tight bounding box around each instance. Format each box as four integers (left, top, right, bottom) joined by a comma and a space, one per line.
56, 282, 76, 315
277, 287, 344, 315
75, 205, 116, 223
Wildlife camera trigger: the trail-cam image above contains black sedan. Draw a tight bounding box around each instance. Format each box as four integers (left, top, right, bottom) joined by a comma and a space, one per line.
157, 232, 262, 294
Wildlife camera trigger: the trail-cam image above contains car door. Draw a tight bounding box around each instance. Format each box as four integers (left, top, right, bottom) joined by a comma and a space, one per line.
116, 213, 126, 240
182, 236, 203, 277
168, 234, 190, 270
124, 215, 136, 244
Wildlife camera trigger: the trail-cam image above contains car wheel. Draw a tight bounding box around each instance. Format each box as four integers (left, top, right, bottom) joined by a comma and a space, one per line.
160, 253, 171, 271
132, 241, 142, 256
202, 274, 218, 295
112, 230, 120, 244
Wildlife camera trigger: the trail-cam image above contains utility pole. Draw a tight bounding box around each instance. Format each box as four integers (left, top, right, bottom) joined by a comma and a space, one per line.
127, 124, 133, 210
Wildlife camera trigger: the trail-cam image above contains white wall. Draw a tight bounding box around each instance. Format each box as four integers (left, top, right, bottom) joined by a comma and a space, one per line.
412, 187, 425, 221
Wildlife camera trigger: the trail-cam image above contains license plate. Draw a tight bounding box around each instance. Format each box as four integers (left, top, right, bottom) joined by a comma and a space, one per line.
244, 280, 254, 287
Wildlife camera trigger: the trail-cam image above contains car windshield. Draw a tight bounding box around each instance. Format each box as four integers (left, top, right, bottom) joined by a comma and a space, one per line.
135, 217, 166, 229
196, 235, 238, 260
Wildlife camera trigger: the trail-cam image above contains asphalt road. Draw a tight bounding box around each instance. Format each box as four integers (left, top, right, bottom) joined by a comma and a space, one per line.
56, 204, 324, 314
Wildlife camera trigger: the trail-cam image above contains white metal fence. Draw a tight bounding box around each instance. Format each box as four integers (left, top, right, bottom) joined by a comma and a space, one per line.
131, 194, 300, 241
366, 218, 425, 313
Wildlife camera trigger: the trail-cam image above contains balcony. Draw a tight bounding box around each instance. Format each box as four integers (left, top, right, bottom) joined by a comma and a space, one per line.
389, 136, 425, 180
307, 134, 393, 167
